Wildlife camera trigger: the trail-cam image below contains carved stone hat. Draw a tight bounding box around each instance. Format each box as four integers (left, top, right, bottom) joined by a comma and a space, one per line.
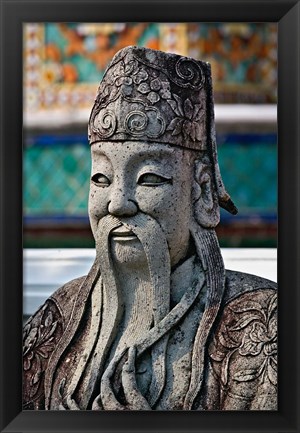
88, 46, 237, 215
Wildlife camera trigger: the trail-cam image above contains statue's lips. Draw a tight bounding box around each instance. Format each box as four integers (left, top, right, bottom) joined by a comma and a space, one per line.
110, 225, 137, 241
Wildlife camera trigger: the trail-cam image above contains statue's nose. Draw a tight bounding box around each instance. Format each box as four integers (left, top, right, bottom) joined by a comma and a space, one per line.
108, 187, 138, 217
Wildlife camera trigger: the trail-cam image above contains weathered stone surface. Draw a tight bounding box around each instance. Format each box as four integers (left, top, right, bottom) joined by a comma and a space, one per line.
23, 46, 277, 410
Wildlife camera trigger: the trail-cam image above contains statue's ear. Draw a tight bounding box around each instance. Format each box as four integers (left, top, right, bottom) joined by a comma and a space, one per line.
192, 160, 220, 228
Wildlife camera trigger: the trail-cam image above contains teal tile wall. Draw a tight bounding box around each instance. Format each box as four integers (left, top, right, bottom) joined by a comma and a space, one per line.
24, 142, 90, 216
24, 135, 277, 220
218, 143, 277, 213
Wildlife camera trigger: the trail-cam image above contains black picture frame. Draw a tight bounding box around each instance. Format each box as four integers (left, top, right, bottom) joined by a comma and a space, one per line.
0, 1, 299, 432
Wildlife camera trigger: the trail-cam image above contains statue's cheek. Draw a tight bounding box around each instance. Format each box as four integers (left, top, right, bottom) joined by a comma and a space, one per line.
135, 186, 175, 215
88, 187, 110, 220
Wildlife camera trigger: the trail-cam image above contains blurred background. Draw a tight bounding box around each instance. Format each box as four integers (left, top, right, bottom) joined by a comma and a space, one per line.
23, 22, 277, 249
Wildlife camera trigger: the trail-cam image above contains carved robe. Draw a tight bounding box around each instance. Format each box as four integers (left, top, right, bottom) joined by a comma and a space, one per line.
23, 256, 277, 411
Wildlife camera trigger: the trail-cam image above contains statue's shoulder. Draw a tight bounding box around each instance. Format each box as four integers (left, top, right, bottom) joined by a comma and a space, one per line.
50, 275, 87, 318
207, 271, 277, 410
223, 269, 277, 305
23, 275, 86, 409
23, 297, 64, 408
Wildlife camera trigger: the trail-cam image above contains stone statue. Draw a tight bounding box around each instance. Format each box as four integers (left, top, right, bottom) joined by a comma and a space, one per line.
23, 46, 277, 411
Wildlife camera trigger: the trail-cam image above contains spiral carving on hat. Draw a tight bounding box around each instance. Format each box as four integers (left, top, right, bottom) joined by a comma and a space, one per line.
125, 108, 165, 138
174, 58, 205, 90
93, 109, 117, 139
125, 110, 148, 135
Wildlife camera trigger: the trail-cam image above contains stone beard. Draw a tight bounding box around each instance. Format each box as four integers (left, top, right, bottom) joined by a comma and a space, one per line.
71, 213, 175, 410
23, 46, 277, 411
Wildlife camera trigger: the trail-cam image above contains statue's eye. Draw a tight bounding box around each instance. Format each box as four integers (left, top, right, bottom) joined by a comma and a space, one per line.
91, 173, 110, 187
138, 173, 171, 186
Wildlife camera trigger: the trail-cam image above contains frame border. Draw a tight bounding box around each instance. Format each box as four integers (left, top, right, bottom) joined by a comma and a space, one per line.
1, 1, 299, 432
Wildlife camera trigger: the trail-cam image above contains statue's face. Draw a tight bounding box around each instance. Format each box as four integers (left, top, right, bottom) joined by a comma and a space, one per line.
89, 141, 194, 267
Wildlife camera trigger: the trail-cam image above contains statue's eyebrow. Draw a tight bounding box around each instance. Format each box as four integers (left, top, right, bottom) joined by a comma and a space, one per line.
133, 149, 174, 161
91, 146, 175, 165
90, 150, 112, 167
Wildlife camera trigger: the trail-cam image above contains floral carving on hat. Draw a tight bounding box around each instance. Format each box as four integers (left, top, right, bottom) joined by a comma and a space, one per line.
111, 59, 149, 97
98, 58, 149, 103
137, 77, 172, 104
166, 94, 205, 142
